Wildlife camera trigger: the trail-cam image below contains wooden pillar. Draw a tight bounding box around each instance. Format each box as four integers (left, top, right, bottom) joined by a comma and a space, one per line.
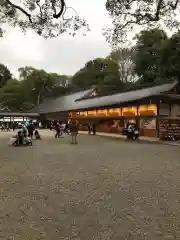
156, 102, 160, 138
169, 103, 172, 117
136, 105, 140, 129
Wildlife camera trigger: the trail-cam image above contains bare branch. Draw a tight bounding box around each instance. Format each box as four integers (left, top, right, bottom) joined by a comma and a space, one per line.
52, 0, 66, 18
1, 0, 89, 39
154, 0, 164, 20
36, 0, 43, 21
6, 0, 32, 23
51, 0, 57, 16
170, 0, 179, 9
5, 0, 67, 23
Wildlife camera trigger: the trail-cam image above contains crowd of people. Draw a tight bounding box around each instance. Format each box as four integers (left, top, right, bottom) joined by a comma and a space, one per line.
4, 118, 139, 146
49, 120, 79, 144
9, 120, 41, 146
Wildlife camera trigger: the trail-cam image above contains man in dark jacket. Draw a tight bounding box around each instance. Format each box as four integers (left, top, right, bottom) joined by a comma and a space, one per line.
69, 120, 78, 144
92, 123, 96, 135
27, 121, 34, 139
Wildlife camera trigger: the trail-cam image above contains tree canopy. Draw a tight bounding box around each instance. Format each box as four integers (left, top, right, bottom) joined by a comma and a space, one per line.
1, 27, 180, 111
0, 63, 12, 87
0, 79, 34, 111
0, 0, 89, 38
105, 0, 180, 45
71, 57, 124, 94
0, 66, 72, 111
161, 31, 180, 81
133, 28, 168, 85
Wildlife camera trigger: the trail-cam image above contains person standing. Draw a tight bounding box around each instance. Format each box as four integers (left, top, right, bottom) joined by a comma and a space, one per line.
49, 121, 53, 131
27, 121, 34, 139
88, 124, 91, 135
92, 123, 96, 135
69, 120, 78, 144
12, 122, 15, 131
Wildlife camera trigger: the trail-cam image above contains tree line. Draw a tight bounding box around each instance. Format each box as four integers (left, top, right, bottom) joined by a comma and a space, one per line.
0, 27, 179, 111
0, 66, 72, 111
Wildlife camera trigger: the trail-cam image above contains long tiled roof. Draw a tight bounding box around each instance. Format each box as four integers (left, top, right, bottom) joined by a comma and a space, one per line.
0, 112, 39, 116
39, 81, 178, 114
39, 89, 94, 114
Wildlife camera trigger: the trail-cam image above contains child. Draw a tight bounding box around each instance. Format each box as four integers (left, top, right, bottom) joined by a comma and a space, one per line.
34, 129, 41, 140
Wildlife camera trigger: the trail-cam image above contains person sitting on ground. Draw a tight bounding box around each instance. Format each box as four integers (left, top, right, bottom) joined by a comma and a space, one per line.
34, 129, 41, 140
16, 124, 26, 144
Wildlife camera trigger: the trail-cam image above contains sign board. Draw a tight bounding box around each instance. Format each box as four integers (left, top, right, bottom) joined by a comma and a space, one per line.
140, 118, 156, 129
159, 104, 169, 116
171, 105, 180, 117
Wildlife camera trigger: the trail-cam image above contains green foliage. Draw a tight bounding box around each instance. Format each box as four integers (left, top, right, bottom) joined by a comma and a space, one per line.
161, 31, 180, 81
48, 73, 70, 87
71, 58, 123, 93
0, 79, 33, 111
133, 28, 168, 85
0, 63, 12, 87
0, 66, 73, 111
0, 0, 89, 38
105, 0, 180, 45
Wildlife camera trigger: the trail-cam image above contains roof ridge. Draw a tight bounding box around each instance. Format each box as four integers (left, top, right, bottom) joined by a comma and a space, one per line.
76, 80, 178, 101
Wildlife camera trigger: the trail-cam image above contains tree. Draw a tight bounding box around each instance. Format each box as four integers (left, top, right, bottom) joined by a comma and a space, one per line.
105, 0, 180, 45
18, 66, 34, 81
133, 28, 168, 85
0, 0, 89, 38
0, 79, 34, 111
22, 68, 57, 106
0, 63, 12, 87
161, 31, 180, 81
71, 58, 122, 92
108, 48, 137, 84
99, 74, 124, 94
18, 67, 74, 109
0, 66, 73, 111
48, 73, 70, 87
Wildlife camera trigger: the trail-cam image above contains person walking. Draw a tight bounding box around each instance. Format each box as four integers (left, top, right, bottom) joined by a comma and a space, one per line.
64, 123, 69, 134
55, 123, 61, 138
88, 124, 91, 134
92, 123, 96, 135
69, 120, 78, 144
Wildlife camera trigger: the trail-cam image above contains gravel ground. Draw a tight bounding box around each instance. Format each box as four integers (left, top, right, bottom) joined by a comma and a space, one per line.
0, 131, 180, 239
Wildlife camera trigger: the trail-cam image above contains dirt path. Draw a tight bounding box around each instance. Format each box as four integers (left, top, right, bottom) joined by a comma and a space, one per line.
0, 131, 180, 239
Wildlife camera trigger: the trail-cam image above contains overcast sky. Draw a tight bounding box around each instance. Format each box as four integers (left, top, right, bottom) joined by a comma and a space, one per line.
0, 0, 112, 78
